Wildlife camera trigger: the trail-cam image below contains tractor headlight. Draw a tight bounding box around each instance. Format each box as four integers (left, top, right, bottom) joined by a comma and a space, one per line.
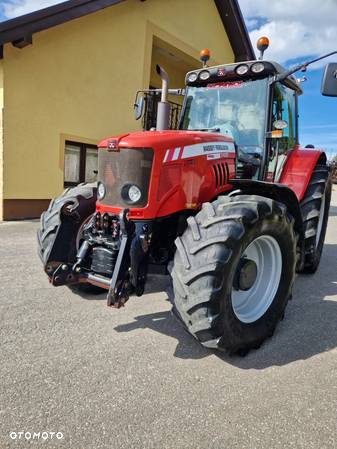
235, 64, 249, 75
251, 62, 265, 73
97, 182, 106, 200
199, 70, 210, 81
187, 72, 198, 83
121, 184, 142, 204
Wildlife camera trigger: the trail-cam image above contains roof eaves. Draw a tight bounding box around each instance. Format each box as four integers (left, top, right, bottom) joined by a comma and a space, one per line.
0, 0, 254, 62
0, 0, 125, 47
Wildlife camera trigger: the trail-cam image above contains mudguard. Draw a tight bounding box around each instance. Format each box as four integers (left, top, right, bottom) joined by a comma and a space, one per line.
37, 184, 97, 274
229, 179, 303, 238
279, 148, 327, 201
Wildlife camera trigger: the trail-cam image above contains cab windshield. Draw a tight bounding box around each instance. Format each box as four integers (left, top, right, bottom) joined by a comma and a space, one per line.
180, 78, 268, 155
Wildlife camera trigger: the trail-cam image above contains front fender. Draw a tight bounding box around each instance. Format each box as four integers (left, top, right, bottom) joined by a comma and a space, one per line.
229, 179, 303, 239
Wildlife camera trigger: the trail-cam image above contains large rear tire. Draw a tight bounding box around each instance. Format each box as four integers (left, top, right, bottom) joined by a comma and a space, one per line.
37, 183, 101, 293
171, 195, 296, 354
298, 164, 331, 274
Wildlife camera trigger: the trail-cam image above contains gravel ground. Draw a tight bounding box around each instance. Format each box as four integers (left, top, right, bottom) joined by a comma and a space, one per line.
1, 190, 337, 449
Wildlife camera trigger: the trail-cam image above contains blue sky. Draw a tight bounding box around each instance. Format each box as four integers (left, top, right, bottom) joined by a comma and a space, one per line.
0, 0, 336, 158
240, 0, 337, 158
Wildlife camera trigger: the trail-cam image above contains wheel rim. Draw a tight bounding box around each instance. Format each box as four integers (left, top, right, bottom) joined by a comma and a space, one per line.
231, 235, 282, 323
315, 192, 326, 248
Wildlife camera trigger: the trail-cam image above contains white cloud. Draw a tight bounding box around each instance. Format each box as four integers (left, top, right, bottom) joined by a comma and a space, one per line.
239, 0, 337, 65
1, 0, 64, 19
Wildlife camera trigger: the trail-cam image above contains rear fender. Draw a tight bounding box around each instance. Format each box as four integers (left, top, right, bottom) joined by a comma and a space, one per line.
279, 149, 327, 201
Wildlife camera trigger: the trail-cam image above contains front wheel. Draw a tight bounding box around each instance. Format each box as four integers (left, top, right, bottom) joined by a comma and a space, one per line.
171, 195, 296, 354
37, 183, 103, 293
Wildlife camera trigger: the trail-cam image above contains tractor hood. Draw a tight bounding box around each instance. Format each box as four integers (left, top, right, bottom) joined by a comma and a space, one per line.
96, 129, 236, 220
98, 130, 234, 151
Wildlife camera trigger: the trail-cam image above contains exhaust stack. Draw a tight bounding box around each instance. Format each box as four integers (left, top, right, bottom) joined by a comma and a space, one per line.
156, 64, 170, 130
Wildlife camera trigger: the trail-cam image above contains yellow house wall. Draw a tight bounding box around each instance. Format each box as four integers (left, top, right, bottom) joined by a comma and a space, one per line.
150, 47, 191, 89
2, 0, 234, 201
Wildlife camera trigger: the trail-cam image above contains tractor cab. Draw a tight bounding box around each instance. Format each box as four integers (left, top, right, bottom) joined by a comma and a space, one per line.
180, 57, 302, 182
135, 37, 306, 183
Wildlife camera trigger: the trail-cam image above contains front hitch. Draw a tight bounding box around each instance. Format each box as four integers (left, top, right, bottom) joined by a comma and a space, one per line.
105, 209, 137, 308
106, 212, 152, 308
48, 206, 152, 308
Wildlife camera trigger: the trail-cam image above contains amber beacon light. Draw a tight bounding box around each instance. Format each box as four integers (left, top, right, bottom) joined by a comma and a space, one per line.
200, 48, 211, 67
257, 36, 269, 60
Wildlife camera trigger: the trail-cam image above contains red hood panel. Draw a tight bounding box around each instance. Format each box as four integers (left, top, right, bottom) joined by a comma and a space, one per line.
96, 130, 236, 220
98, 130, 233, 149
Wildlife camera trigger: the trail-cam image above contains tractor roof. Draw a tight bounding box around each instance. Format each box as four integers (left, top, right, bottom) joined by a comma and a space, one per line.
186, 60, 303, 94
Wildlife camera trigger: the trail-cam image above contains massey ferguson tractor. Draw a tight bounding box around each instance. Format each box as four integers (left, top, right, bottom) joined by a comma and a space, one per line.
38, 38, 337, 355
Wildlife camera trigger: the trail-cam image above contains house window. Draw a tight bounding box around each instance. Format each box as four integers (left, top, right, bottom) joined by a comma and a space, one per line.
64, 141, 98, 187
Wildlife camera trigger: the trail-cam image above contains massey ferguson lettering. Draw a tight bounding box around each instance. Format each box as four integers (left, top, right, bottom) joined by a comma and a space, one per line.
203, 144, 229, 152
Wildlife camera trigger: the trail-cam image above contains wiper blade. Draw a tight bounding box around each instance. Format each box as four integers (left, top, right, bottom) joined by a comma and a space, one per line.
188, 128, 220, 132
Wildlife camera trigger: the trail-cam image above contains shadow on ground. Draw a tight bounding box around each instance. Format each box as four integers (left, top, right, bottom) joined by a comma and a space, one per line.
69, 274, 170, 300
114, 243, 337, 369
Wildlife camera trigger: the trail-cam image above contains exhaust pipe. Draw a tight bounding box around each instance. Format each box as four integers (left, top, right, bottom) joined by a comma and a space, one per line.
156, 64, 170, 130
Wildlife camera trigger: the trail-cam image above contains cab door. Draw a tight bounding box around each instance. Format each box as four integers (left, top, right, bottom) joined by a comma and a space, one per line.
265, 82, 298, 181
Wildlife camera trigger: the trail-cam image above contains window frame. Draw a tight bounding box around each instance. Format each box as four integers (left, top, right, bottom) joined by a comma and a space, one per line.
64, 140, 98, 187
270, 82, 298, 152
264, 82, 298, 181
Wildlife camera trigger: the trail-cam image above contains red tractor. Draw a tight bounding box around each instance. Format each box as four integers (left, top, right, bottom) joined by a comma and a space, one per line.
38, 38, 337, 355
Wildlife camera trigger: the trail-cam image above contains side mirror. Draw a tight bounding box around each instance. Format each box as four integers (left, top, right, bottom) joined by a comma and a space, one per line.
134, 95, 145, 120
321, 63, 337, 97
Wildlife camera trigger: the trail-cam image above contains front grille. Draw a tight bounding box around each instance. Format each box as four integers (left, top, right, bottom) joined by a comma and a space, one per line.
212, 162, 229, 188
98, 147, 153, 207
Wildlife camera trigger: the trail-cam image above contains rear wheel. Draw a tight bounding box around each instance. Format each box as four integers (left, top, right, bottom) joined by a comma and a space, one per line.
298, 164, 331, 273
171, 195, 296, 354
37, 183, 102, 293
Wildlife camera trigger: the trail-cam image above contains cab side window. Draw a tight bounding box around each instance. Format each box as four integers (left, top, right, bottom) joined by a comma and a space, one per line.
272, 83, 296, 153
266, 83, 297, 181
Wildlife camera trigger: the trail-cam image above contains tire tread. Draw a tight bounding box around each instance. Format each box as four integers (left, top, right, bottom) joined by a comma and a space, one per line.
172, 194, 296, 354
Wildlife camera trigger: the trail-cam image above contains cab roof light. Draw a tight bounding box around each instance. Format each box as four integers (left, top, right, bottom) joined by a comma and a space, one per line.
235, 64, 249, 75
251, 62, 265, 74
199, 70, 210, 81
257, 36, 269, 60
187, 72, 198, 83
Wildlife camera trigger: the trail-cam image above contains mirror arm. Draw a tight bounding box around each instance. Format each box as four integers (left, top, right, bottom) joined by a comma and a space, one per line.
134, 88, 184, 100
275, 50, 337, 83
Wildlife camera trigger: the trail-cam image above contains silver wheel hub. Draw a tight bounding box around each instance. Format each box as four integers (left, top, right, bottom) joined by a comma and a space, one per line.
231, 235, 282, 323
234, 258, 258, 291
